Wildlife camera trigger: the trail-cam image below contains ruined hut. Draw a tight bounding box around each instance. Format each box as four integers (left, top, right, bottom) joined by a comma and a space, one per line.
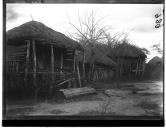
6, 21, 83, 99
77, 43, 116, 82
108, 42, 147, 80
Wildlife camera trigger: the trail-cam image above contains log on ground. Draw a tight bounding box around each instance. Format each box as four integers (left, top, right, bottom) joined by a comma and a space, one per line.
60, 87, 96, 98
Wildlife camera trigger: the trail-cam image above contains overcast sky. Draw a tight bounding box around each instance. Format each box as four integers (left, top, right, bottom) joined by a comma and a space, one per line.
6, 4, 163, 62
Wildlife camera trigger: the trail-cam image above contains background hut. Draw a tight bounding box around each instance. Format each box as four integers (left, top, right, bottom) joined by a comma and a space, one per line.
6, 21, 83, 99
108, 42, 147, 80
77, 43, 116, 83
144, 56, 163, 80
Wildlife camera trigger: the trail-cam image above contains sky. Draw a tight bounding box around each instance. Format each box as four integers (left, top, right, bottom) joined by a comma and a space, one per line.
6, 4, 163, 62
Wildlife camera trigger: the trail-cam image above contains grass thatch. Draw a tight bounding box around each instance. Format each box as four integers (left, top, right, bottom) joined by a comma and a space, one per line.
77, 43, 116, 67
148, 56, 162, 65
109, 42, 146, 58
6, 21, 83, 51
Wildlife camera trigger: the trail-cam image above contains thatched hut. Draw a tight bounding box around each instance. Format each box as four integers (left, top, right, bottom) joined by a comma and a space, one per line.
108, 42, 147, 80
6, 21, 83, 99
77, 43, 116, 82
144, 56, 163, 80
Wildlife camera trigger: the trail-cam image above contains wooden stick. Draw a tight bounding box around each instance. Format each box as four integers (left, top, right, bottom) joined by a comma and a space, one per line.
76, 63, 82, 88
51, 45, 55, 82
56, 78, 75, 86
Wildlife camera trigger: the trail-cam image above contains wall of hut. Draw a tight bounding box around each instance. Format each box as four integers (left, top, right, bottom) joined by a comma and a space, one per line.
78, 62, 116, 83
92, 64, 115, 82
114, 56, 146, 80
6, 39, 81, 99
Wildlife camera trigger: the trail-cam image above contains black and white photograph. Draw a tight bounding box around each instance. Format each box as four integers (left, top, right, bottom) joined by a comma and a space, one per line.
3, 0, 164, 126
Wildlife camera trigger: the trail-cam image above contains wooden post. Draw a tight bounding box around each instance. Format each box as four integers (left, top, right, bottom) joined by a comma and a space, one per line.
82, 50, 85, 79
60, 51, 63, 74
73, 50, 76, 73
51, 45, 55, 82
32, 39, 37, 100
116, 57, 119, 79
76, 62, 82, 88
16, 62, 19, 73
90, 64, 94, 81
142, 59, 145, 77
135, 61, 139, 77
25, 40, 30, 82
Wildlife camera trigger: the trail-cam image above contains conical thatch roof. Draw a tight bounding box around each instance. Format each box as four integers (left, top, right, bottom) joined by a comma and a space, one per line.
77, 43, 116, 67
6, 21, 83, 50
109, 42, 146, 58
148, 56, 162, 65
144, 56, 163, 80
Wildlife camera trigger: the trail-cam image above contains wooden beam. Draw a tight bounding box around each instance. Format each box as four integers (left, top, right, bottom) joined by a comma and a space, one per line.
32, 39, 37, 87
25, 40, 30, 82
56, 78, 75, 86
51, 45, 55, 82
60, 51, 63, 74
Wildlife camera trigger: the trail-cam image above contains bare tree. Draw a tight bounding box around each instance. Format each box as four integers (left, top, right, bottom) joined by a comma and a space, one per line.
151, 43, 163, 55
68, 11, 112, 82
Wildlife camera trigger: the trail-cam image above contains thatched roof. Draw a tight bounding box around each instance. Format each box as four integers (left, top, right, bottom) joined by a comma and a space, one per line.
77, 43, 116, 67
148, 56, 163, 65
109, 42, 146, 58
6, 21, 83, 51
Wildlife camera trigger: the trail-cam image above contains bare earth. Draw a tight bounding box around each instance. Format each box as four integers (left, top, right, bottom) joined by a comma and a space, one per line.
6, 81, 163, 117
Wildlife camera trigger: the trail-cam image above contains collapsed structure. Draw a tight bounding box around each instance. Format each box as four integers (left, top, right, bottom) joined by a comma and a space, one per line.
77, 43, 117, 82
108, 42, 147, 80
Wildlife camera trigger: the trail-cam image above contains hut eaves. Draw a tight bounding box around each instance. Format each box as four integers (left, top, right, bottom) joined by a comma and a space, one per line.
6, 21, 83, 51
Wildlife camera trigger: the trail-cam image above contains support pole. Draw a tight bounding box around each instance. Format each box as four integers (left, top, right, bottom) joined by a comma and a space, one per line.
60, 51, 63, 74
142, 59, 145, 77
72, 50, 76, 88
51, 45, 55, 82
73, 50, 76, 73
24, 40, 30, 84
32, 39, 37, 100
135, 61, 139, 77
32, 39, 37, 87
76, 62, 82, 88
82, 50, 85, 79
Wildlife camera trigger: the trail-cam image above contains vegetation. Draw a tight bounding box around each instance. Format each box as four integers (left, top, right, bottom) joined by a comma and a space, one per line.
68, 11, 147, 82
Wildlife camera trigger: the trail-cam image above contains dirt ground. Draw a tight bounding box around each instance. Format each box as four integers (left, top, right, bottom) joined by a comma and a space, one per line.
6, 80, 163, 117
